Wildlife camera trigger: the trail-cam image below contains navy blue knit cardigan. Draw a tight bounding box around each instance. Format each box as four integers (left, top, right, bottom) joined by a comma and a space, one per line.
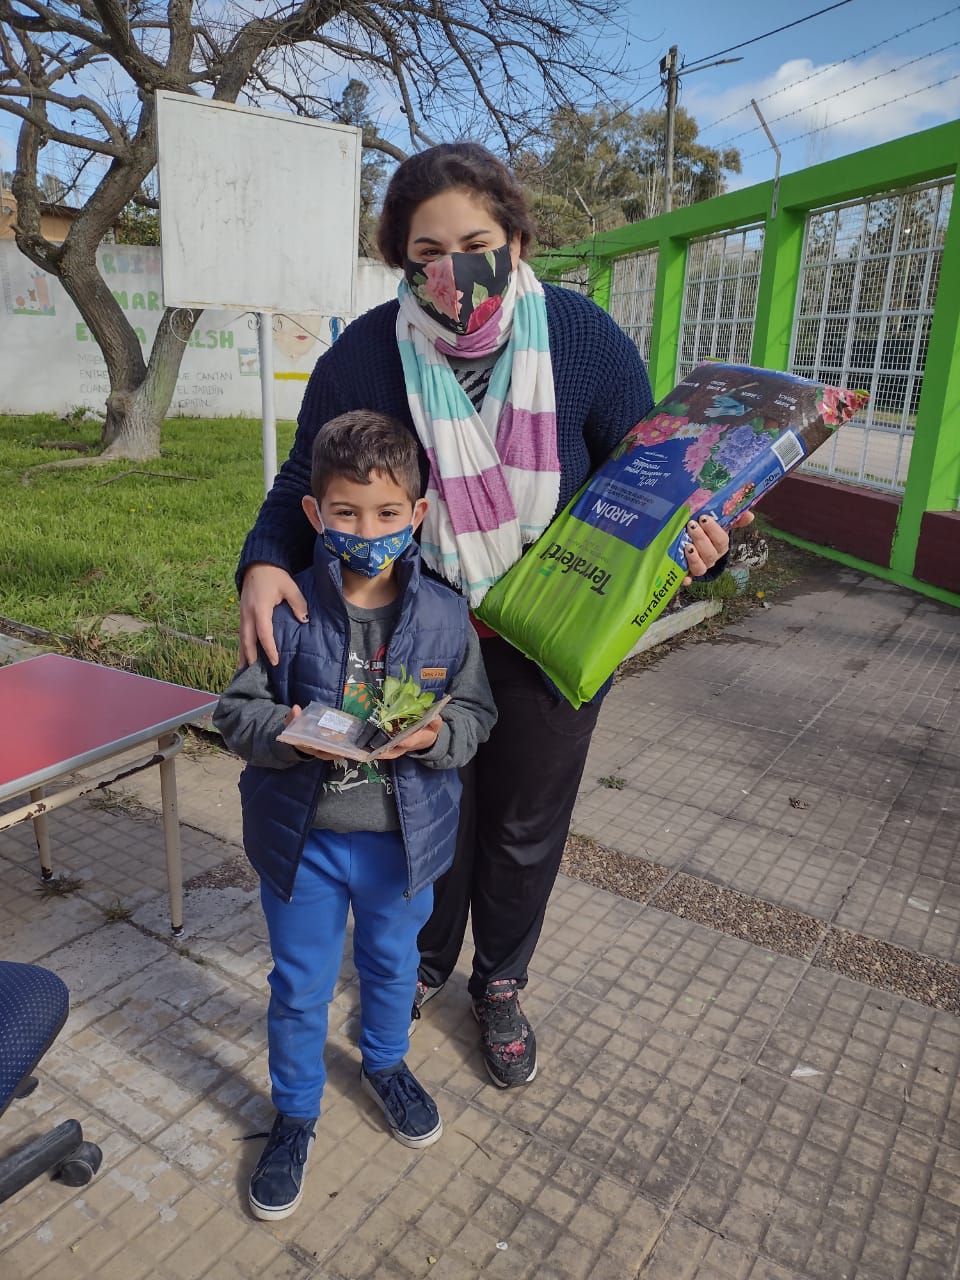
237, 285, 657, 585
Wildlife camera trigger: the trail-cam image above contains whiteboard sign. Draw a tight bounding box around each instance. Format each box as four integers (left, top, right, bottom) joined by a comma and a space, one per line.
156, 92, 360, 314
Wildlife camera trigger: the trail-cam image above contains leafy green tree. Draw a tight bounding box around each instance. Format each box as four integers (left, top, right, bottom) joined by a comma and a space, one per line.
115, 200, 160, 246
334, 81, 388, 258
517, 102, 742, 251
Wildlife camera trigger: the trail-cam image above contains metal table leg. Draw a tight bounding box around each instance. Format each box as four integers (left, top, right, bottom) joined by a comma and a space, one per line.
29, 788, 53, 880
157, 731, 185, 936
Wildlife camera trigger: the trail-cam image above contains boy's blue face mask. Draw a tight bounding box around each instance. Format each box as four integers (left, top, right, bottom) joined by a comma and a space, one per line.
321, 524, 414, 577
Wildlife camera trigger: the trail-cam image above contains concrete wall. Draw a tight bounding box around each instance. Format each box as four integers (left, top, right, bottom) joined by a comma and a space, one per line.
0, 241, 399, 421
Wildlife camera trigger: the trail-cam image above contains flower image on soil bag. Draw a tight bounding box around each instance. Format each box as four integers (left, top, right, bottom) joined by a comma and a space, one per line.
476, 363, 868, 707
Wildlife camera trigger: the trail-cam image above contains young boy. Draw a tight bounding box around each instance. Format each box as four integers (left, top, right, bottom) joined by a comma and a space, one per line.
214, 411, 496, 1221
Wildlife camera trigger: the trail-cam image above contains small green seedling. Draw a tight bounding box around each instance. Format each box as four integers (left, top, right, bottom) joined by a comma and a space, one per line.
372, 667, 436, 735
599, 775, 626, 790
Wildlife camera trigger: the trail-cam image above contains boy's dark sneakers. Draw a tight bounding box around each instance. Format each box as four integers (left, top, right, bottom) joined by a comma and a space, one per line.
409, 979, 445, 1035
472, 979, 538, 1088
248, 1113, 317, 1221
361, 1061, 443, 1148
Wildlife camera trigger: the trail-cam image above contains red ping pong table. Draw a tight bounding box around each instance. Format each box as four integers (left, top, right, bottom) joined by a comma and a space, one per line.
0, 653, 219, 935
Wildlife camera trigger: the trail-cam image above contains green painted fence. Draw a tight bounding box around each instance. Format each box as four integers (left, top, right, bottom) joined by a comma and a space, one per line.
536, 120, 960, 608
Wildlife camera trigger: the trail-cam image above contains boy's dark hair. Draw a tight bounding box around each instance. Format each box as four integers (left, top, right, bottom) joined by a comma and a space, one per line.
376, 142, 536, 268
310, 411, 421, 505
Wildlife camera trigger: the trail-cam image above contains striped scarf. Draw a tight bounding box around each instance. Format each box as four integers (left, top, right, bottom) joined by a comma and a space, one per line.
396, 260, 559, 607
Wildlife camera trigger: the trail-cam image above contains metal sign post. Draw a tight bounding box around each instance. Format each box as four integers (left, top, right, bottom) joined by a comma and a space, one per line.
257, 313, 278, 494
155, 93, 360, 495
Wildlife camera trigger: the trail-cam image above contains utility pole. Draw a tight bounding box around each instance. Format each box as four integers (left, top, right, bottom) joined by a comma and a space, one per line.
661, 46, 679, 215
658, 47, 744, 217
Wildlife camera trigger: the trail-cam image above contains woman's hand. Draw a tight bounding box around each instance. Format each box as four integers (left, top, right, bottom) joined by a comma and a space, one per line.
375, 716, 443, 760
682, 511, 755, 586
239, 563, 309, 667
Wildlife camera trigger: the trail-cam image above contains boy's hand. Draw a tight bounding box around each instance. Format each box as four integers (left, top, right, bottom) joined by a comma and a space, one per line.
376, 716, 443, 760
283, 705, 342, 762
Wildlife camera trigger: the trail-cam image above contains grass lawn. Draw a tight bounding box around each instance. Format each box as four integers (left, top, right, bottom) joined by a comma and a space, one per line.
0, 413, 296, 690
0, 411, 826, 693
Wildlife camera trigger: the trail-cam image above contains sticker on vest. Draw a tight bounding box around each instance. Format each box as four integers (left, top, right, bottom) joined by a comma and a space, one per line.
420, 667, 447, 681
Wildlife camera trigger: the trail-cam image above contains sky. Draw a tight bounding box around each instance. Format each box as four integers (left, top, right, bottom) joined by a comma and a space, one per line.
607, 0, 960, 189
1, 0, 958, 200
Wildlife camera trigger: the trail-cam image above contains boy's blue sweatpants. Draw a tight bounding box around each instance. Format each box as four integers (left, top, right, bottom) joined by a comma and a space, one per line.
259, 828, 433, 1119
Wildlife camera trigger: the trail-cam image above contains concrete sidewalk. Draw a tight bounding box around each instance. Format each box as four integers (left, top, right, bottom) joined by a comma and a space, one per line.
1, 556, 959, 1280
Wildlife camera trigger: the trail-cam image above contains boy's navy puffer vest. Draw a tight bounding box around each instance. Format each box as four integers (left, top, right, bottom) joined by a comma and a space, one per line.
238, 541, 469, 903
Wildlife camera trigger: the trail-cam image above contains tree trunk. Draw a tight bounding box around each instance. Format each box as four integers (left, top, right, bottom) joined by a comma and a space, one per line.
99, 388, 167, 461
15, 218, 196, 460
55, 257, 199, 461
11, 100, 200, 462
100, 308, 200, 459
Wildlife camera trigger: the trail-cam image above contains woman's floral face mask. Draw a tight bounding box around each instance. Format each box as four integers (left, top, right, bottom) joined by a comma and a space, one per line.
404, 243, 513, 335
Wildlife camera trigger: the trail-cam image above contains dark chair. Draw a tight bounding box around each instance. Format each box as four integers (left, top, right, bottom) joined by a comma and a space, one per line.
0, 961, 102, 1203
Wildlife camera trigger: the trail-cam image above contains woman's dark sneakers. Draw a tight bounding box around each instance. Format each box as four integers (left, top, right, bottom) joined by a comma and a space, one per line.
248, 1113, 317, 1220
472, 979, 538, 1087
361, 1060, 443, 1147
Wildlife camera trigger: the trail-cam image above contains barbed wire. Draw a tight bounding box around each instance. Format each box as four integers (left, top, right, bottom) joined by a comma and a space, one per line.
716, 40, 960, 148
737, 69, 960, 163
697, 7, 960, 137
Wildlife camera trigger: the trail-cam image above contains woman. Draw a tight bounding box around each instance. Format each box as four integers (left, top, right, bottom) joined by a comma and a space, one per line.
238, 142, 745, 1090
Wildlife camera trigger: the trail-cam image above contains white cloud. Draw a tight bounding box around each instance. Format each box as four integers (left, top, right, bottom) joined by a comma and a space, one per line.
689, 50, 960, 167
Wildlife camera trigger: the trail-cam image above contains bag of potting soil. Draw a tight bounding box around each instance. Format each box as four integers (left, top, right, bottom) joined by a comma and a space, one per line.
475, 363, 868, 707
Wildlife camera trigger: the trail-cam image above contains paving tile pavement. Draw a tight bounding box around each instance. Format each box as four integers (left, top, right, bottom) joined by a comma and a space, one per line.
2, 557, 959, 1278
576, 563, 960, 965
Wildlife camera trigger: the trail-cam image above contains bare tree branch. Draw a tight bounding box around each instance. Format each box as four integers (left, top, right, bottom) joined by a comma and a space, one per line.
2, 1, 115, 53
0, 83, 126, 146
0, 100, 124, 154
0, 0, 627, 459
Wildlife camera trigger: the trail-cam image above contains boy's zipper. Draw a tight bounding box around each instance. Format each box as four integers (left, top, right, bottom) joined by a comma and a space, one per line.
384, 607, 415, 902
293, 581, 351, 867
